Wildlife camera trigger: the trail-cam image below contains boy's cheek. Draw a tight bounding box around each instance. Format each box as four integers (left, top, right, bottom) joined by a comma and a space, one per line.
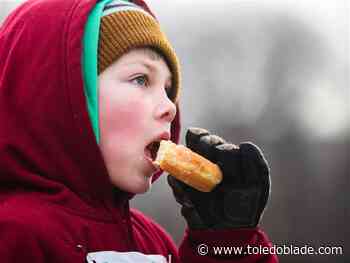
100, 99, 149, 143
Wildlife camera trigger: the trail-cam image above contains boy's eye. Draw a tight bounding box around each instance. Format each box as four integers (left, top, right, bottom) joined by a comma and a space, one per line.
131, 75, 148, 87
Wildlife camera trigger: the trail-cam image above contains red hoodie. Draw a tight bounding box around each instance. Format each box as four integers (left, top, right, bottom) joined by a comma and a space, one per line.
0, 0, 278, 262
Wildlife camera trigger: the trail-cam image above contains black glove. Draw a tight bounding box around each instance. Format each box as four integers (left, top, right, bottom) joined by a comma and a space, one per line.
167, 127, 270, 229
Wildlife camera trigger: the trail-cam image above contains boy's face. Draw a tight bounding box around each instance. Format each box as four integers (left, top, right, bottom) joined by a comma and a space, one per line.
98, 48, 176, 194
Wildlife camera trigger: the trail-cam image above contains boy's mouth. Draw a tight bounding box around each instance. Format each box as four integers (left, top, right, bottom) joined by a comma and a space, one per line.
144, 132, 171, 163
145, 141, 161, 161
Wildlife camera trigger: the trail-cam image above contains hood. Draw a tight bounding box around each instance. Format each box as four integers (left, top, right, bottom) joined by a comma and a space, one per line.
0, 0, 181, 214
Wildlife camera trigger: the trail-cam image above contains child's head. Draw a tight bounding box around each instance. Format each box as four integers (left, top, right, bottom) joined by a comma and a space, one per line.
90, 0, 181, 193
99, 47, 176, 193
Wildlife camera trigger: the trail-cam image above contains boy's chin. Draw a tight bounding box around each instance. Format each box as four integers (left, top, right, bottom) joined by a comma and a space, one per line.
116, 177, 152, 194
131, 181, 152, 194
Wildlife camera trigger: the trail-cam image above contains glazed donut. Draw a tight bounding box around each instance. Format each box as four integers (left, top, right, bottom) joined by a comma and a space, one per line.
154, 140, 223, 192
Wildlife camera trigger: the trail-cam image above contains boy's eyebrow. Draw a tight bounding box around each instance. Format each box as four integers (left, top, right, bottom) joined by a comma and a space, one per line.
140, 48, 163, 61
140, 49, 173, 82
126, 60, 172, 83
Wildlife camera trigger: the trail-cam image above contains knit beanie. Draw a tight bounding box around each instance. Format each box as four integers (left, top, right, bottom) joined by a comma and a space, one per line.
98, 0, 180, 102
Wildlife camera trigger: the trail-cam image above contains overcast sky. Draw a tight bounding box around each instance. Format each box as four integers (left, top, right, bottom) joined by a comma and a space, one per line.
147, 0, 348, 60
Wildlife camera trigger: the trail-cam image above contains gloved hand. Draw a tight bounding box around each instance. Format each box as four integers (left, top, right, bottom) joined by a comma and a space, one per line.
167, 127, 270, 229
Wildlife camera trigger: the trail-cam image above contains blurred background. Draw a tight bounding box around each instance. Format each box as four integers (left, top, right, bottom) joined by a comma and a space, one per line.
1, 0, 348, 262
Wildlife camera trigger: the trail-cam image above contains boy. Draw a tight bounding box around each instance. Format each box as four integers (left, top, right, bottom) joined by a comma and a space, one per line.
0, 0, 278, 262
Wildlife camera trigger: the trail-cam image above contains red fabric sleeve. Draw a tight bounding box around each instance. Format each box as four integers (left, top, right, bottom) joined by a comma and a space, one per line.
178, 227, 279, 263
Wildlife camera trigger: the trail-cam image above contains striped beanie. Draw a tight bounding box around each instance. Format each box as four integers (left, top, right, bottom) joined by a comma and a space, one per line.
98, 0, 180, 102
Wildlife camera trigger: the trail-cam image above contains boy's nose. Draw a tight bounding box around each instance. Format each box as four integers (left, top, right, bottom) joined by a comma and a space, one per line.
155, 96, 177, 123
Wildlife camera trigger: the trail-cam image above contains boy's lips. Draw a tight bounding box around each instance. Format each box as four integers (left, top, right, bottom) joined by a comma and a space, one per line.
148, 131, 171, 144
144, 131, 171, 160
